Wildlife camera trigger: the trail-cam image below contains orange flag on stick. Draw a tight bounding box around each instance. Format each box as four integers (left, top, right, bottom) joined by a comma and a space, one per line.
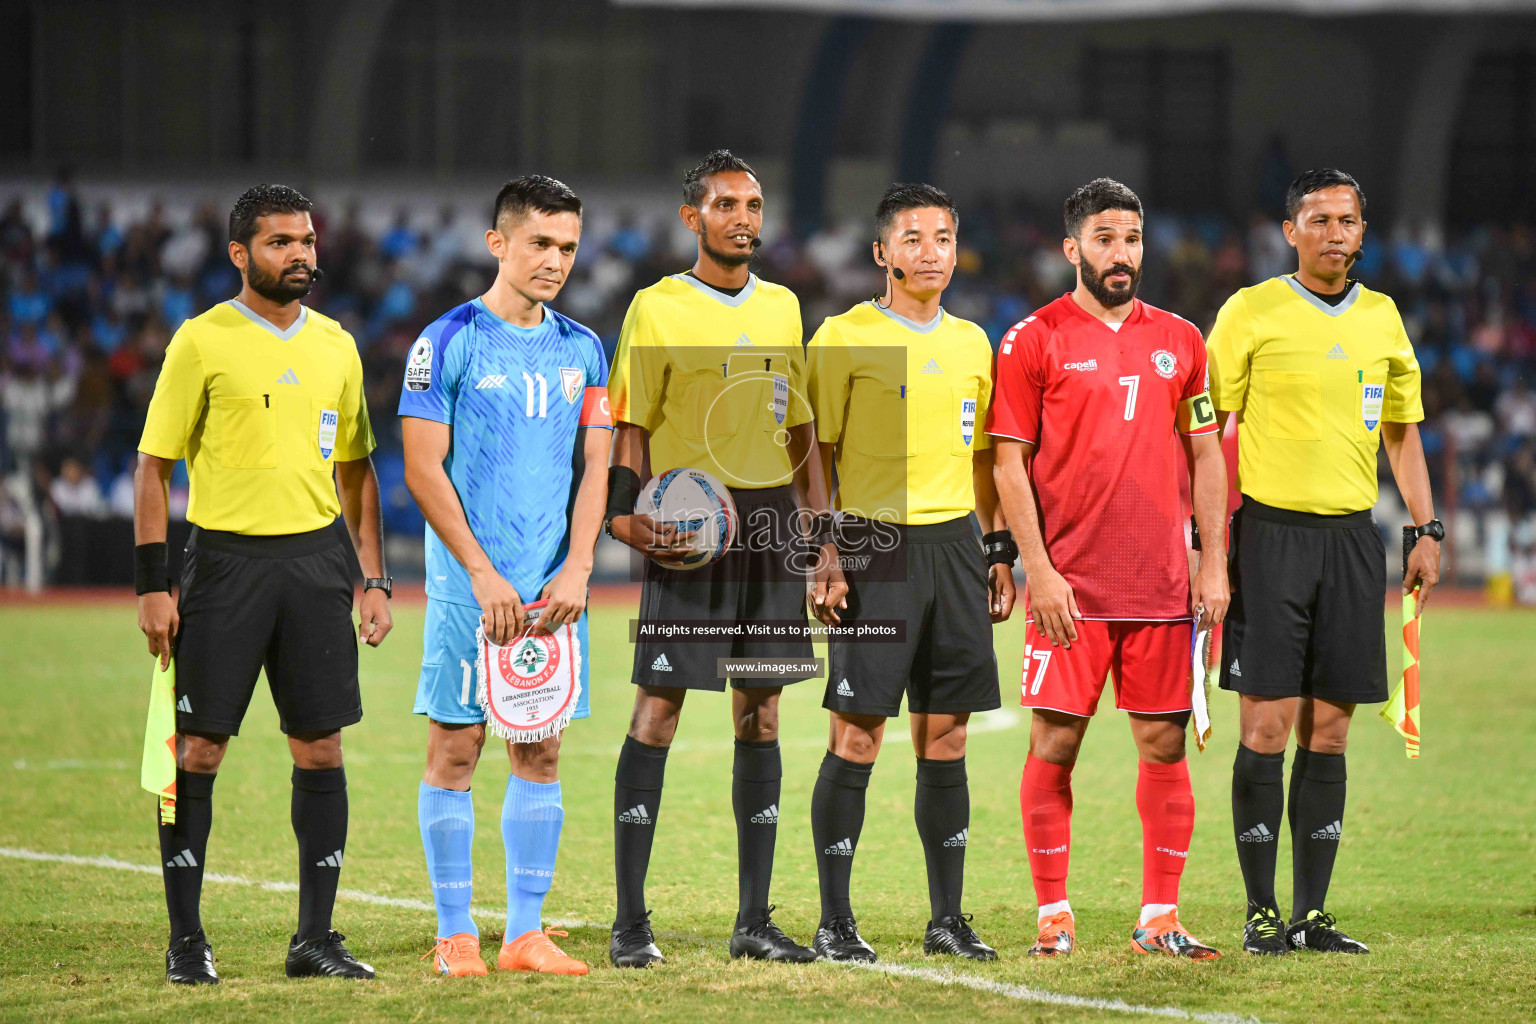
1380, 592, 1421, 758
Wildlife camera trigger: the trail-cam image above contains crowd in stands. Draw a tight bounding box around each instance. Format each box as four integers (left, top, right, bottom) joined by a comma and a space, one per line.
2, 177, 1533, 598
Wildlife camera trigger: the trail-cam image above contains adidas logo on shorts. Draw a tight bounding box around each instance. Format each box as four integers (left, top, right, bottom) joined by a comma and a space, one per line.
651, 653, 673, 672
943, 828, 968, 848
836, 678, 855, 697
1311, 820, 1343, 840
824, 838, 855, 856
619, 804, 653, 825
1238, 823, 1276, 843
750, 804, 779, 825
176, 695, 192, 713
316, 849, 344, 868
165, 848, 198, 868
1230, 660, 1242, 677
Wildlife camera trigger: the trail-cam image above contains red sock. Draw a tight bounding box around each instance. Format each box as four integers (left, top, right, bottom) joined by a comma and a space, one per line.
1137, 759, 1195, 906
1021, 754, 1073, 905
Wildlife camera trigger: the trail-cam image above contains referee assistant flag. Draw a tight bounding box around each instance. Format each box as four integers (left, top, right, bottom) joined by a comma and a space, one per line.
140, 658, 178, 823
1381, 592, 1421, 759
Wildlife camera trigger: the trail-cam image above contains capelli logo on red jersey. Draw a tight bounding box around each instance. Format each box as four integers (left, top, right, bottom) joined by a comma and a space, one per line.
1063, 359, 1099, 372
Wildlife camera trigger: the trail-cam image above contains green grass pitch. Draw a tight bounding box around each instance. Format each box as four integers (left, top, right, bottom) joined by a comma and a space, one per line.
1, 597, 1531, 1023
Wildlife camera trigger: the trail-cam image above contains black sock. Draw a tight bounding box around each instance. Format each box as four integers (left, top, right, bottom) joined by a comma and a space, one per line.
614, 735, 669, 926
914, 756, 968, 923
291, 766, 348, 942
159, 770, 216, 944
732, 739, 781, 927
811, 751, 872, 925
1288, 748, 1347, 923
1232, 744, 1284, 912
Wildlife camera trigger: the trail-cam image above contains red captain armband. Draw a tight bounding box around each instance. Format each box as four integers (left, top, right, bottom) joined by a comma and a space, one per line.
579, 386, 613, 427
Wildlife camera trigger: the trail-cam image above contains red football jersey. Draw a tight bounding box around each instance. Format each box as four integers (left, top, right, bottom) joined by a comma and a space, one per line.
987, 294, 1217, 621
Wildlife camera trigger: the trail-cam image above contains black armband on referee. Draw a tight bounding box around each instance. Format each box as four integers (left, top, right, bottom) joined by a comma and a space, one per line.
134, 542, 172, 596
982, 530, 1019, 567
604, 466, 642, 534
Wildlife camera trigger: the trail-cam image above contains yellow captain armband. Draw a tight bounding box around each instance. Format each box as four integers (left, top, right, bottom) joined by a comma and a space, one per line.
1178, 391, 1219, 434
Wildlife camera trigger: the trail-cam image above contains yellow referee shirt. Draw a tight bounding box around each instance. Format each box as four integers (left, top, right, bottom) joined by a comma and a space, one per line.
807, 301, 993, 525
139, 300, 376, 535
1207, 276, 1423, 515
608, 273, 811, 490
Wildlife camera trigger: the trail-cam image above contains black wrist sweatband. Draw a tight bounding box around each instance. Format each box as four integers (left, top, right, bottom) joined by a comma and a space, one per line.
1190, 515, 1201, 551
606, 466, 642, 524
134, 542, 172, 596
982, 530, 1018, 567
811, 511, 837, 548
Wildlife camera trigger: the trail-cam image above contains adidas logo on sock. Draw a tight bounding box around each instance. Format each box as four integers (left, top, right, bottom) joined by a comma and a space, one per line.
943, 828, 968, 848
176, 695, 192, 713
165, 848, 198, 868
316, 849, 344, 868
619, 804, 653, 825
750, 804, 779, 825
836, 678, 855, 697
1238, 823, 1276, 843
1311, 820, 1343, 840
823, 838, 855, 856
651, 653, 672, 672
1326, 344, 1348, 359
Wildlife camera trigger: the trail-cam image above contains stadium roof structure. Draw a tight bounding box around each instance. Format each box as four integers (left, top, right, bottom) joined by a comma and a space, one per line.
612, 0, 1536, 19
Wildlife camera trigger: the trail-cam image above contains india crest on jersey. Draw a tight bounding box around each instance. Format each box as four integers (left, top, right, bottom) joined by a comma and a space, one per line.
560, 367, 583, 404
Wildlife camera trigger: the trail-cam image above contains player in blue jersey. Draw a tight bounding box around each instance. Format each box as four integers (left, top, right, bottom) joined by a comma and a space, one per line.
399, 177, 612, 977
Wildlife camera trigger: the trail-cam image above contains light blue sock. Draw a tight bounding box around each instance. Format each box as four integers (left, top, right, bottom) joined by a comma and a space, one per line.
502, 774, 563, 940
418, 782, 477, 939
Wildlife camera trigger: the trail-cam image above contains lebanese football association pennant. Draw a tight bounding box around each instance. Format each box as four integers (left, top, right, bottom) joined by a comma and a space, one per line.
476, 601, 582, 743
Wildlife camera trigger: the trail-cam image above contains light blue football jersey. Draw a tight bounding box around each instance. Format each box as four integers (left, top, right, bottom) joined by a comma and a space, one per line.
397, 298, 610, 607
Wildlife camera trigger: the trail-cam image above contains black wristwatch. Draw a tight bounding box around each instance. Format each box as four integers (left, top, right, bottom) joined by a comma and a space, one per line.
363, 577, 393, 599
1410, 520, 1445, 543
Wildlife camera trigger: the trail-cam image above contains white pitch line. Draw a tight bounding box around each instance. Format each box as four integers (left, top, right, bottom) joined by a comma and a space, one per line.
4, 846, 1266, 1023
857, 964, 1273, 1024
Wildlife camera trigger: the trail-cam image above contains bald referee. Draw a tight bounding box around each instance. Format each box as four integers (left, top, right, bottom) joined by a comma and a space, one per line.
1208, 170, 1441, 957
135, 185, 391, 984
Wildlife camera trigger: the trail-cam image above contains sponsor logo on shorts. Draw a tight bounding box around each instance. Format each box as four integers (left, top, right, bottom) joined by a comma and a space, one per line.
1230, 659, 1242, 678
836, 678, 855, 697
651, 653, 672, 672
176, 695, 192, 713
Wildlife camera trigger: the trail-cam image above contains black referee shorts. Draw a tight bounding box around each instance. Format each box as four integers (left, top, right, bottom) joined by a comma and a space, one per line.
174, 521, 362, 736
824, 514, 1001, 718
1219, 497, 1389, 704
630, 484, 815, 691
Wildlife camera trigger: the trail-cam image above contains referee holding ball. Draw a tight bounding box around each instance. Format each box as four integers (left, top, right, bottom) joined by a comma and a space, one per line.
134, 185, 391, 984
1208, 170, 1441, 957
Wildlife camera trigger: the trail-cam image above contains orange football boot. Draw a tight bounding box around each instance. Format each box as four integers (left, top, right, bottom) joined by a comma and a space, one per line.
498, 927, 589, 976
424, 933, 489, 976
1028, 911, 1076, 957
1130, 911, 1221, 959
